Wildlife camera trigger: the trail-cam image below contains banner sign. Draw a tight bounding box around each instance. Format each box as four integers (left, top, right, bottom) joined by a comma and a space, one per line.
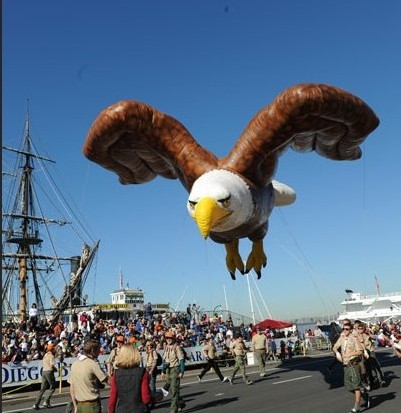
2, 345, 208, 388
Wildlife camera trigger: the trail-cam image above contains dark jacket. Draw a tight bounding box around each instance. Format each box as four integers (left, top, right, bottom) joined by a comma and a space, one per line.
108, 367, 151, 413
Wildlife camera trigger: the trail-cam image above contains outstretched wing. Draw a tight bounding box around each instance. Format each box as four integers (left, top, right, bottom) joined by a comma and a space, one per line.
83, 100, 218, 191
219, 84, 380, 187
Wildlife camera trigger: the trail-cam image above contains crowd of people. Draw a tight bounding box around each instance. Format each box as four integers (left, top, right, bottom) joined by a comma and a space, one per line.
2, 303, 400, 366
2, 303, 299, 364
2, 304, 401, 412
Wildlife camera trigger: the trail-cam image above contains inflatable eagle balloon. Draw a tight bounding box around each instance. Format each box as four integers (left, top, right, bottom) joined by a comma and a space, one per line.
83, 83, 379, 280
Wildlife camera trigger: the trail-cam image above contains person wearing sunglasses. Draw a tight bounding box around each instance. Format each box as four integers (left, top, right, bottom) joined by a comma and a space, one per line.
333, 323, 370, 413
354, 321, 386, 388
107, 335, 125, 377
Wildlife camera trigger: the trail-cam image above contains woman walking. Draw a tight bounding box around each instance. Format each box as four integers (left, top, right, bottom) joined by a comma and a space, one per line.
108, 344, 152, 413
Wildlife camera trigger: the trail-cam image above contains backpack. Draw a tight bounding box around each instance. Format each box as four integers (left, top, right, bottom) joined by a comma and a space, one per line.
156, 352, 163, 367
182, 348, 190, 361
328, 323, 342, 346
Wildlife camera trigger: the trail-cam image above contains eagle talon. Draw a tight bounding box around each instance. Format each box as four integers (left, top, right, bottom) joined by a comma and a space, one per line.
244, 240, 267, 278
225, 240, 245, 280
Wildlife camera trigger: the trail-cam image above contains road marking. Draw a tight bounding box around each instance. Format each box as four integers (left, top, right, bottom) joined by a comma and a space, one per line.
273, 375, 312, 385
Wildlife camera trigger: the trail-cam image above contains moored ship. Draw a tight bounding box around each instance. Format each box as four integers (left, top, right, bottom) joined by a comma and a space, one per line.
338, 287, 401, 323
2, 104, 99, 323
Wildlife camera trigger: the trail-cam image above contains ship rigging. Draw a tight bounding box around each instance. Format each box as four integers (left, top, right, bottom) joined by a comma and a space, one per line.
2, 105, 99, 322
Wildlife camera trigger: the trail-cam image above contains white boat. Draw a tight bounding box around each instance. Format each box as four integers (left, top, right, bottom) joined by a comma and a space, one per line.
338, 289, 401, 323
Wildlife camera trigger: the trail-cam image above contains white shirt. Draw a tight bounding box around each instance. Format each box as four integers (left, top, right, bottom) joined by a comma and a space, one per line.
29, 307, 38, 317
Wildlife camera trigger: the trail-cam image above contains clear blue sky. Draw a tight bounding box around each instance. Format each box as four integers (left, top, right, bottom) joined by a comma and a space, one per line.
3, 1, 400, 321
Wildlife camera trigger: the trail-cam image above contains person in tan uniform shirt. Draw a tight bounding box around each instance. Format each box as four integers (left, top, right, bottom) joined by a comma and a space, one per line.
33, 342, 57, 409
251, 327, 268, 377
353, 321, 372, 390
227, 335, 253, 385
197, 337, 229, 383
107, 335, 124, 376
145, 339, 159, 404
354, 321, 386, 388
68, 339, 108, 413
161, 331, 186, 413
333, 323, 370, 413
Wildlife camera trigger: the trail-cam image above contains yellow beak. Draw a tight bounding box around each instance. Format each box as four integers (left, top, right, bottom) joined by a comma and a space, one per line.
194, 197, 231, 238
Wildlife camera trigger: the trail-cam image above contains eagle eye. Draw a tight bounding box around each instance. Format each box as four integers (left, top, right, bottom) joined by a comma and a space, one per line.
218, 196, 231, 207
188, 200, 197, 210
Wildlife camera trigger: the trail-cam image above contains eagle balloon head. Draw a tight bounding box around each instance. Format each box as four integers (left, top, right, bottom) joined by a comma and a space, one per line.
187, 170, 253, 238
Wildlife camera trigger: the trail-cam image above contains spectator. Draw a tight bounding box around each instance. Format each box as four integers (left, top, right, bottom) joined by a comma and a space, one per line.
314, 325, 323, 337
279, 340, 286, 361
144, 302, 153, 323
29, 303, 39, 330
267, 338, 276, 361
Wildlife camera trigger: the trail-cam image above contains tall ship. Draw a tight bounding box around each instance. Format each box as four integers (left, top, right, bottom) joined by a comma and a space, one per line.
2, 105, 99, 323
338, 284, 401, 323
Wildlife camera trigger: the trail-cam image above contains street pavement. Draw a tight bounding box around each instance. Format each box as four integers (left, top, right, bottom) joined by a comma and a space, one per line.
2, 349, 400, 413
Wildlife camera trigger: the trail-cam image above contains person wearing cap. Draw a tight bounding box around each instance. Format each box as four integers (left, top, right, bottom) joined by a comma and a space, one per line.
128, 336, 138, 346
355, 321, 386, 388
107, 335, 125, 376
161, 331, 186, 413
33, 342, 57, 409
68, 339, 108, 413
197, 337, 229, 383
333, 323, 370, 413
251, 327, 268, 377
145, 340, 160, 400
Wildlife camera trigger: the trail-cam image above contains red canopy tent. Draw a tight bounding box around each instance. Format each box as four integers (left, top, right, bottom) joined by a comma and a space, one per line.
253, 318, 293, 330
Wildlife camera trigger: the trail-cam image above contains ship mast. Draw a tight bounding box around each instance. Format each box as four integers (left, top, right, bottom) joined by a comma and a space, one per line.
3, 112, 56, 320
2, 105, 99, 322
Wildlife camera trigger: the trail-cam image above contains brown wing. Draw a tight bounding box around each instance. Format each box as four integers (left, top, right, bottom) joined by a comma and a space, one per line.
83, 100, 218, 191
219, 83, 380, 187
